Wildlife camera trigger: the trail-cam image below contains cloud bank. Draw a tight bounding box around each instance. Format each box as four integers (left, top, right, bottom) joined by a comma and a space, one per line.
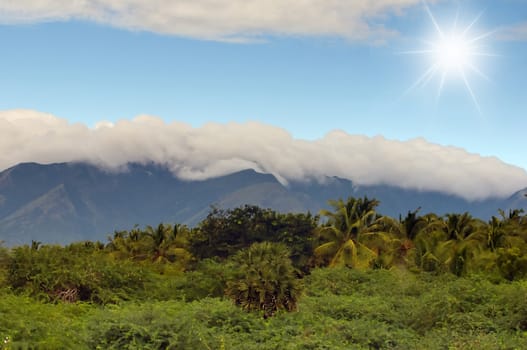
1, 110, 526, 201
0, 0, 424, 42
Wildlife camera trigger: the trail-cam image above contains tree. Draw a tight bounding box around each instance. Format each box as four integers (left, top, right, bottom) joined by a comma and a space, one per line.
498, 209, 527, 248
263, 211, 318, 272
412, 214, 446, 272
443, 212, 482, 241
189, 205, 318, 269
496, 247, 527, 280
225, 242, 302, 318
414, 212, 484, 276
468, 209, 527, 279
189, 206, 263, 259
314, 196, 390, 268
145, 223, 175, 263
106, 224, 192, 271
375, 208, 426, 267
145, 223, 192, 270
106, 227, 146, 261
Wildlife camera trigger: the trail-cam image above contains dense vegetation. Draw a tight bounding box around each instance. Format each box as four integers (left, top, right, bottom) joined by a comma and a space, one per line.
1, 198, 527, 349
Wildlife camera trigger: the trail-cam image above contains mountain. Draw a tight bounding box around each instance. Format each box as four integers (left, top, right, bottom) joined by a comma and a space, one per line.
0, 162, 525, 246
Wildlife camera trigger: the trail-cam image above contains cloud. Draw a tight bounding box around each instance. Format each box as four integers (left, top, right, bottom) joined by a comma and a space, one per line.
1, 109, 527, 201
496, 22, 527, 41
0, 0, 424, 42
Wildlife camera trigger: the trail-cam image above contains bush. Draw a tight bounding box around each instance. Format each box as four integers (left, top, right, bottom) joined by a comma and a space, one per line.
7, 244, 151, 303
0, 292, 91, 349
146, 259, 230, 301
225, 242, 303, 317
87, 299, 257, 350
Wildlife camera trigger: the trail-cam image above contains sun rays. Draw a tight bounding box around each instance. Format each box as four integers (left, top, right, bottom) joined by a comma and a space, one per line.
403, 3, 495, 111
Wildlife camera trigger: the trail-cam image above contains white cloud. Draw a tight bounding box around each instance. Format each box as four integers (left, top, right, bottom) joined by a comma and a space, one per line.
497, 22, 527, 41
94, 120, 115, 129
1, 109, 526, 201
0, 0, 425, 42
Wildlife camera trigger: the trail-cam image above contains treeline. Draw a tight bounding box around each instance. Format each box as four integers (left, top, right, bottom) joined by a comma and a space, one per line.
2, 197, 527, 306
1, 196, 527, 348
106, 196, 527, 281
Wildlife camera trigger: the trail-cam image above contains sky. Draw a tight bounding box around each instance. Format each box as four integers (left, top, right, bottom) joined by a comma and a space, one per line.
1, 0, 527, 199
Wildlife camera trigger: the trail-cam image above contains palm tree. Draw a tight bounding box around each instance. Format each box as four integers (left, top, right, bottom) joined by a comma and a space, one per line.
436, 213, 484, 276
376, 208, 426, 267
226, 242, 302, 318
467, 214, 509, 252
443, 212, 482, 241
145, 223, 190, 264
413, 216, 445, 273
106, 224, 192, 269
314, 196, 390, 268
106, 230, 130, 259
106, 226, 149, 260
499, 209, 527, 247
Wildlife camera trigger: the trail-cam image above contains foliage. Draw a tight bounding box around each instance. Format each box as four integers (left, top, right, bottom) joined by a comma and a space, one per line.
147, 258, 230, 301
2, 199, 527, 348
496, 247, 527, 281
0, 243, 8, 287
1, 267, 527, 349
314, 196, 392, 268
106, 223, 193, 272
188, 205, 317, 270
6, 243, 151, 303
0, 292, 91, 349
225, 242, 303, 318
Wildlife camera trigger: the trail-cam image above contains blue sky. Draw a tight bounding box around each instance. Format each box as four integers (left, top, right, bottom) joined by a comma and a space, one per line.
1, 0, 526, 171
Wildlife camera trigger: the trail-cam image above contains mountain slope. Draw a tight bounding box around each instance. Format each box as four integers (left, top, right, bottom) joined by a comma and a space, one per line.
0, 184, 86, 244
0, 162, 525, 245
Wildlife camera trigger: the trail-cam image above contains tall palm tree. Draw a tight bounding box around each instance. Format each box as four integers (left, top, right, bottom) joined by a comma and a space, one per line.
107, 226, 149, 260
144, 223, 178, 263
467, 214, 509, 252
413, 222, 445, 272
411, 213, 450, 272
499, 209, 527, 247
376, 208, 426, 267
443, 212, 482, 241
140, 223, 191, 270
436, 213, 484, 276
314, 196, 390, 268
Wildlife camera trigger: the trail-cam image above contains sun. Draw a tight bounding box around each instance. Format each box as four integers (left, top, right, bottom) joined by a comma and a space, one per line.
436, 35, 471, 70
404, 4, 494, 111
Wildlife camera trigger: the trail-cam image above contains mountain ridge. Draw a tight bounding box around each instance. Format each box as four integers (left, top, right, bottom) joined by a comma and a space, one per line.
0, 161, 525, 246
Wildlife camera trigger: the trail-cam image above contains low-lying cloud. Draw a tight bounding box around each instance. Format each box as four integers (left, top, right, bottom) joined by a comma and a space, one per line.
1, 109, 527, 201
0, 0, 424, 42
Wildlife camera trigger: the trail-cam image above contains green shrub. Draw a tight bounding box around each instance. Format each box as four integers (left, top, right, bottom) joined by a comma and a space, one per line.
87, 299, 257, 350
0, 292, 91, 349
496, 247, 527, 281
6, 244, 150, 303
225, 242, 303, 317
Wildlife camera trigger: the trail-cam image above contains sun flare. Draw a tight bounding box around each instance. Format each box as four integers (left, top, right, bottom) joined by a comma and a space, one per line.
404, 4, 494, 111
437, 35, 471, 70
